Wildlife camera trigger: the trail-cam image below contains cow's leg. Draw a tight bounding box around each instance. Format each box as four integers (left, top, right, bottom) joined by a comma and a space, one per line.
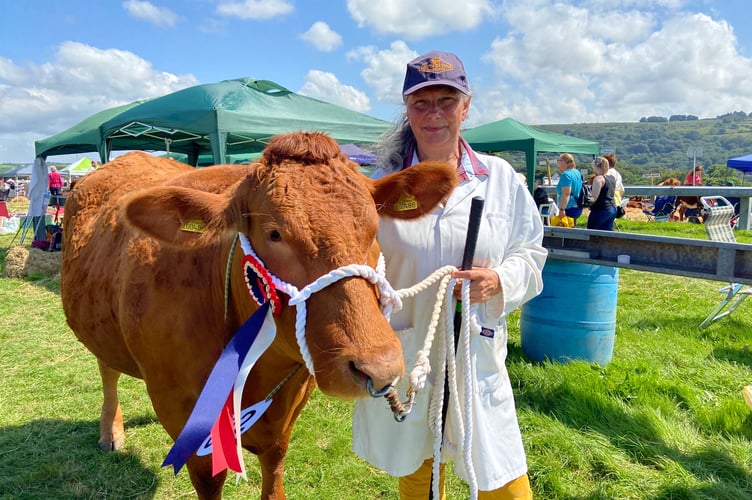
258, 446, 287, 499
186, 459, 226, 500
146, 384, 229, 499
97, 359, 125, 451
255, 375, 317, 499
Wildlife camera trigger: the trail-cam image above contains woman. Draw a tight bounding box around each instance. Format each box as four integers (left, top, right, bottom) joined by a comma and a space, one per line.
602, 152, 624, 209
0, 180, 11, 225
586, 157, 617, 230
48, 166, 63, 195
685, 164, 703, 186
352, 50, 546, 499
556, 153, 583, 224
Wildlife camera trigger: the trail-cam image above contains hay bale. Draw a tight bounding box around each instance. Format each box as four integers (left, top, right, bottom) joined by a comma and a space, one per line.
10, 195, 29, 204
3, 245, 62, 279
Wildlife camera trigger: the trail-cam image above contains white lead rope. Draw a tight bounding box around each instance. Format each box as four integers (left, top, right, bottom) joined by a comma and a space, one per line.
394, 266, 479, 499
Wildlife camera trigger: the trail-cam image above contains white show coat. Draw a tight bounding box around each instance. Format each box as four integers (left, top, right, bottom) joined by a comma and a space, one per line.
352, 151, 547, 491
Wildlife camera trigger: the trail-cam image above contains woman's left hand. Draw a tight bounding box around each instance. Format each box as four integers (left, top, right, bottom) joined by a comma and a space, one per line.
451, 267, 502, 304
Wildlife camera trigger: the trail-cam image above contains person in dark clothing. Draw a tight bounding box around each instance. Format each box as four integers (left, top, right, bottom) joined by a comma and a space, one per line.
533, 181, 549, 208
587, 157, 617, 230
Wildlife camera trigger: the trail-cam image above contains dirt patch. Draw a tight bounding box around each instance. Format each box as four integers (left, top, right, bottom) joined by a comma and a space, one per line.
624, 206, 649, 221
3, 245, 62, 279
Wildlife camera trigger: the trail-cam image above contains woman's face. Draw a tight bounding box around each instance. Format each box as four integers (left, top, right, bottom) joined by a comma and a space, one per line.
406, 86, 470, 152
557, 158, 568, 172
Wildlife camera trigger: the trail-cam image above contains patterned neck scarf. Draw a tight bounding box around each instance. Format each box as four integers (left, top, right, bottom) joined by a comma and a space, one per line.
402, 136, 488, 182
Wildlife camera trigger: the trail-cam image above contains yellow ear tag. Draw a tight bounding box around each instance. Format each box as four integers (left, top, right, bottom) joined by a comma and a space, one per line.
394, 191, 419, 212
180, 219, 207, 233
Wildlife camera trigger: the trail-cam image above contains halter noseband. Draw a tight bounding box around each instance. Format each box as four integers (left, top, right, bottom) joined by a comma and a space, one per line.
236, 233, 403, 377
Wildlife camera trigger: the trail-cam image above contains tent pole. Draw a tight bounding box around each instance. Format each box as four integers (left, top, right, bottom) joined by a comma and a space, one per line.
526, 147, 535, 194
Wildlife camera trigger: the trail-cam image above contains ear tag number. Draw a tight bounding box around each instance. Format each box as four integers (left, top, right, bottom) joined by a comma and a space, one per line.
180, 219, 207, 233
394, 191, 418, 211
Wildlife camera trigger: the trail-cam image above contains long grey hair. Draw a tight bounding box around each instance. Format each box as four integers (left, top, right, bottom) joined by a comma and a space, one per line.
373, 114, 415, 174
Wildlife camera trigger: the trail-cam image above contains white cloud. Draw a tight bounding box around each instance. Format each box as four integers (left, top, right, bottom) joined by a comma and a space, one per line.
297, 70, 371, 113
347, 0, 494, 39
347, 40, 418, 105
0, 42, 197, 161
473, 1, 752, 126
122, 0, 178, 28
217, 0, 293, 20
300, 22, 343, 52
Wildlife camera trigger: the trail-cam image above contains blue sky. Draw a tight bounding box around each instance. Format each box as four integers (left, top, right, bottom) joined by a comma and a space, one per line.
1, 0, 752, 163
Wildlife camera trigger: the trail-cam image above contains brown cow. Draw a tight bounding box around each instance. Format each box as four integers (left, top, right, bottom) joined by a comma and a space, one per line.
658, 177, 702, 222
61, 132, 457, 499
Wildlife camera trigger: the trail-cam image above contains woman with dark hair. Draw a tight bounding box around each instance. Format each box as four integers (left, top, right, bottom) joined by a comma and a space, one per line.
685, 164, 703, 186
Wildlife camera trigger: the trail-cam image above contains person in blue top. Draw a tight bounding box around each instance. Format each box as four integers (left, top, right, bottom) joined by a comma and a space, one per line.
556, 153, 583, 224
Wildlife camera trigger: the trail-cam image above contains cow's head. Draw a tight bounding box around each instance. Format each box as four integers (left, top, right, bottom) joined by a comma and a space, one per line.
123, 132, 456, 398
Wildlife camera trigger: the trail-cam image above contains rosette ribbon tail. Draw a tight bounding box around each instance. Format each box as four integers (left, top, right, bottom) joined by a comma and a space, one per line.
162, 302, 271, 474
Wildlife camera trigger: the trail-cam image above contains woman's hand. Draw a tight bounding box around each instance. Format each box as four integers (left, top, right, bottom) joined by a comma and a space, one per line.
451, 267, 503, 304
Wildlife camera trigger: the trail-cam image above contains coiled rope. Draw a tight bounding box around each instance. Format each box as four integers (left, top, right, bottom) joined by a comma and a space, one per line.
392, 266, 479, 499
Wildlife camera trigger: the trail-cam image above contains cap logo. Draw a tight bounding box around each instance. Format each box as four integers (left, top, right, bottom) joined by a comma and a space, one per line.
418, 58, 454, 74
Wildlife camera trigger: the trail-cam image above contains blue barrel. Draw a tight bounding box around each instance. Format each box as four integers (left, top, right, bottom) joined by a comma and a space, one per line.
521, 260, 619, 365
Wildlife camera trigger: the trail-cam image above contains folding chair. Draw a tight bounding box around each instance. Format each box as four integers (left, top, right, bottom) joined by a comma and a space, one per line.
698, 195, 752, 328
643, 195, 676, 222
539, 201, 558, 226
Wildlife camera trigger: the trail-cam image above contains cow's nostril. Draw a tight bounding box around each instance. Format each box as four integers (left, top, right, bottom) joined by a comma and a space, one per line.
349, 361, 394, 396
366, 377, 395, 398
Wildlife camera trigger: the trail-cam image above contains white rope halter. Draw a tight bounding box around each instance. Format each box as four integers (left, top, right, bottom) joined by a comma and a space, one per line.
237, 233, 402, 376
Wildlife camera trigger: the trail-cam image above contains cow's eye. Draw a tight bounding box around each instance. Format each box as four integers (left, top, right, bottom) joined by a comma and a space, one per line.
269, 230, 282, 242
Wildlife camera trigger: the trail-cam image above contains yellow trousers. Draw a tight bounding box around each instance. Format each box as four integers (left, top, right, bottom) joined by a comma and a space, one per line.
399, 458, 532, 500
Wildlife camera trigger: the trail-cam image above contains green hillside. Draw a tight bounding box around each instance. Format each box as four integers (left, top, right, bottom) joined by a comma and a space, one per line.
5, 113, 752, 186
532, 113, 752, 186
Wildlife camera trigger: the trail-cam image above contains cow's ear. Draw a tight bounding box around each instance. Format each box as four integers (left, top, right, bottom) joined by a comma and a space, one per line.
369, 161, 457, 219
122, 186, 231, 247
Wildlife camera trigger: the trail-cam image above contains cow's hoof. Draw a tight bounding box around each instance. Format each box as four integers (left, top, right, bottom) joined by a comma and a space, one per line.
98, 438, 124, 452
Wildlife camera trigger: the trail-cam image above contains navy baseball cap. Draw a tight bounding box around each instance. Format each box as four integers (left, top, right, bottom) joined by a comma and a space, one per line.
402, 51, 470, 96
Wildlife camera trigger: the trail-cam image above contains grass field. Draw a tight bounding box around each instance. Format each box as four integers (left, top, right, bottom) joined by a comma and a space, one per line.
1, 223, 752, 499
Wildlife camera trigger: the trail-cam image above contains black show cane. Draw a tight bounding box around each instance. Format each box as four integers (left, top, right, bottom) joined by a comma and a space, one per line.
430, 196, 485, 499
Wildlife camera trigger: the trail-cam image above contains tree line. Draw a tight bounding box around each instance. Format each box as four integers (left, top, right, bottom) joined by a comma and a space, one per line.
525, 112, 752, 186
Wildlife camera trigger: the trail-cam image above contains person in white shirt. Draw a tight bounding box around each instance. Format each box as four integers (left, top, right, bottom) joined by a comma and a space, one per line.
352, 50, 546, 500
603, 153, 624, 208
